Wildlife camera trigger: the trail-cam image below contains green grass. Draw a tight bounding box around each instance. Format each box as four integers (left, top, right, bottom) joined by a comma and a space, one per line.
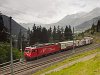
45, 53, 100, 75
33, 48, 100, 75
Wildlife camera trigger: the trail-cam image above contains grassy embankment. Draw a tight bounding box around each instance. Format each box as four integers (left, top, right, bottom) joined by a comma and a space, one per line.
33, 47, 100, 75
45, 52, 100, 75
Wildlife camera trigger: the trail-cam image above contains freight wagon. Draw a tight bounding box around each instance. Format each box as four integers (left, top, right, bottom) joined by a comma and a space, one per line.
59, 41, 74, 50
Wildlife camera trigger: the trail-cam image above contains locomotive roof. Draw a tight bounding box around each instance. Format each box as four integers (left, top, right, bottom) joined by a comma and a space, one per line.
26, 43, 57, 49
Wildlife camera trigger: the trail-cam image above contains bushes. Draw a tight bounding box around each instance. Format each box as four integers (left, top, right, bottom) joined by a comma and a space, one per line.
0, 42, 21, 64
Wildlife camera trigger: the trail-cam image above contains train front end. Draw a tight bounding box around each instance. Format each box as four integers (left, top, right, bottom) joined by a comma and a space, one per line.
24, 46, 37, 60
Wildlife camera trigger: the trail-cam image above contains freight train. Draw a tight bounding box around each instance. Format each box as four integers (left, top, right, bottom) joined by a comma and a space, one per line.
24, 37, 93, 60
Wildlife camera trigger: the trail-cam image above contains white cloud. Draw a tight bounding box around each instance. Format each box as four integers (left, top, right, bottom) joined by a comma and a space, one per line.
0, 0, 100, 24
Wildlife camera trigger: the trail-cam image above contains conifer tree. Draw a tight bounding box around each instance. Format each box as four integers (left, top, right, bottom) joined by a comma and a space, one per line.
91, 24, 95, 34
27, 27, 31, 45
38, 26, 42, 43
64, 26, 69, 40
97, 20, 100, 32
30, 24, 37, 44
48, 27, 52, 42
52, 26, 57, 42
68, 25, 73, 40
57, 26, 62, 41
60, 27, 64, 41
41, 27, 49, 43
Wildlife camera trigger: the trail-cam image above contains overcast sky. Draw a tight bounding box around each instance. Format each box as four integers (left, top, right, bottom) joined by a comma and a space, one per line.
0, 0, 100, 24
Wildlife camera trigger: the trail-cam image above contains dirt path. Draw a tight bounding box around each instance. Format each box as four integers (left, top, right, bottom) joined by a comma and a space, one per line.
40, 52, 100, 75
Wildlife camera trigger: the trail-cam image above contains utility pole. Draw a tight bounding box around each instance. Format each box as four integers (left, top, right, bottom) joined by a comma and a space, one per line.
9, 17, 14, 75
20, 28, 23, 62
73, 27, 75, 53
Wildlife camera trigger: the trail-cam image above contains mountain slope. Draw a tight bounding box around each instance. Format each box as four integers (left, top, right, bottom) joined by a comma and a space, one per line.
45, 7, 100, 28
2, 14, 27, 36
20, 7, 100, 31
44, 12, 87, 28
54, 12, 87, 27
75, 16, 100, 32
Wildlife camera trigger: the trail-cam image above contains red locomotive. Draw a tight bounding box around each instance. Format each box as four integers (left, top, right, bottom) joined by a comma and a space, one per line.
24, 37, 93, 61
24, 43, 61, 60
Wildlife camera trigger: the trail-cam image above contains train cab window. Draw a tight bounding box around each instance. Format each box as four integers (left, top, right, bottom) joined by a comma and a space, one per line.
32, 49, 37, 52
25, 50, 30, 53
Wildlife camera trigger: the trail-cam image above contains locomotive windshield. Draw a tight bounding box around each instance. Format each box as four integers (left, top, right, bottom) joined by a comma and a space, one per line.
32, 49, 37, 52
25, 50, 30, 53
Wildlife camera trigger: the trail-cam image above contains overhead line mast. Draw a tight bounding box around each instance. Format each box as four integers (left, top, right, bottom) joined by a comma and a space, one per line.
9, 17, 14, 75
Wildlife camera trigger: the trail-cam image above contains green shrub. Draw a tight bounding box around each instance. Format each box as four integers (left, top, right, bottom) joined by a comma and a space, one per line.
0, 42, 21, 64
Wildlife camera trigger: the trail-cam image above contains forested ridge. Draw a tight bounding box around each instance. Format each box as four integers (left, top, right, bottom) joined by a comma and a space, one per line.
27, 24, 73, 45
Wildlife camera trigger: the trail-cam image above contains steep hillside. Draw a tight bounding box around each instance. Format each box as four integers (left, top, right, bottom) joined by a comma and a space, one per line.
19, 7, 100, 31
75, 16, 100, 32
44, 7, 100, 29
50, 12, 86, 27
1, 14, 27, 36
44, 12, 87, 28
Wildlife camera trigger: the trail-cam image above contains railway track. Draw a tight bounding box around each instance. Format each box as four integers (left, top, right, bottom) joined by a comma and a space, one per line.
0, 43, 100, 75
